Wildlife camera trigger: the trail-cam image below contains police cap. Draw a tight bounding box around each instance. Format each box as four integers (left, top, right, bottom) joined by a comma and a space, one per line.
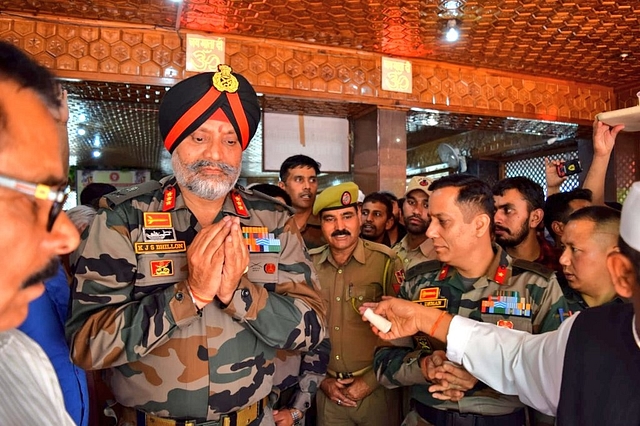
313, 182, 359, 216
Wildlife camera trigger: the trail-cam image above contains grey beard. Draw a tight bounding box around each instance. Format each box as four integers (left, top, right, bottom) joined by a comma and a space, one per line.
172, 157, 240, 201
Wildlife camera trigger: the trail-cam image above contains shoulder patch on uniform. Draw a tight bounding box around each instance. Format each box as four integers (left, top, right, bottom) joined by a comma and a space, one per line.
104, 181, 162, 207
308, 245, 327, 256
239, 185, 295, 215
362, 240, 397, 258
512, 259, 555, 280
405, 260, 442, 281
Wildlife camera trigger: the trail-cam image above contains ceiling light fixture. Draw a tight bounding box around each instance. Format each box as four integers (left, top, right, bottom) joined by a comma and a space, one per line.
445, 19, 460, 42
92, 150, 102, 158
77, 128, 86, 136
444, 1, 459, 11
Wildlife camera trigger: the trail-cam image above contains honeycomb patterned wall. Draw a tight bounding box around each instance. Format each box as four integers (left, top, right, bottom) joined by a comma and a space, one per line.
3, 0, 638, 87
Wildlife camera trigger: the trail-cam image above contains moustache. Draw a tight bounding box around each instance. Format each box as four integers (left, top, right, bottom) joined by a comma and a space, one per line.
187, 160, 238, 175
494, 225, 511, 235
22, 258, 59, 289
331, 229, 351, 237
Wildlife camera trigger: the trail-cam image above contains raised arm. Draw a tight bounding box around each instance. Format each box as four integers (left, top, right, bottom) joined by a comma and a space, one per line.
583, 120, 624, 205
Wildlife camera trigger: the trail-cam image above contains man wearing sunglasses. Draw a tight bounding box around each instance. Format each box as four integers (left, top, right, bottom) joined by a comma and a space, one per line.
0, 41, 80, 424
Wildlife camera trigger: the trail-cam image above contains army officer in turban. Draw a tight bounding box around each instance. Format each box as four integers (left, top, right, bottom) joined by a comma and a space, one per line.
66, 65, 327, 426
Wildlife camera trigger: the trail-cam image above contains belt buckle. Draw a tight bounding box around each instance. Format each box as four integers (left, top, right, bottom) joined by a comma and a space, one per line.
449, 411, 475, 426
234, 401, 258, 426
146, 414, 179, 426
337, 372, 353, 380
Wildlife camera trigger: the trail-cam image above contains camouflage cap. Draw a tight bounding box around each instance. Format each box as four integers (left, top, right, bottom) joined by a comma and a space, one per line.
621, 181, 640, 251
405, 176, 433, 197
313, 182, 359, 216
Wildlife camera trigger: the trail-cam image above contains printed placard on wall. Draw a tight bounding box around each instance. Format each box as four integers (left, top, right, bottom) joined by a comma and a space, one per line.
186, 34, 225, 72
381, 57, 412, 94
263, 113, 350, 172
76, 170, 151, 203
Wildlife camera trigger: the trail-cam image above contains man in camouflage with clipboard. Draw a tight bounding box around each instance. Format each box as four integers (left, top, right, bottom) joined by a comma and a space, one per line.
374, 174, 568, 426
66, 65, 327, 426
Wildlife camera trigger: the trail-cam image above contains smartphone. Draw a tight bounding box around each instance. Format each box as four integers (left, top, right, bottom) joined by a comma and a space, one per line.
556, 159, 582, 177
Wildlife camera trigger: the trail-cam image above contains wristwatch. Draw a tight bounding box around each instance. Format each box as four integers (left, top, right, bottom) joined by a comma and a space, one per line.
290, 408, 303, 426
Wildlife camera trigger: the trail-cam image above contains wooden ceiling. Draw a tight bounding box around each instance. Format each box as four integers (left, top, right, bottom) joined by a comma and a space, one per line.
2, 0, 639, 178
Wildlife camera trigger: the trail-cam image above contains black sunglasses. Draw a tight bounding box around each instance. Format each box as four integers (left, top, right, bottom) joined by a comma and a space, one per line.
0, 174, 69, 232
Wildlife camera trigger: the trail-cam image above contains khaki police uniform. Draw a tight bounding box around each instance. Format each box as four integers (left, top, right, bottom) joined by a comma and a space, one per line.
312, 239, 403, 426
310, 182, 403, 426
300, 213, 326, 250
394, 238, 437, 272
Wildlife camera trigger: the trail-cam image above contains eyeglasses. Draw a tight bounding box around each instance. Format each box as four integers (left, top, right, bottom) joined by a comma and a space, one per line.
0, 174, 69, 232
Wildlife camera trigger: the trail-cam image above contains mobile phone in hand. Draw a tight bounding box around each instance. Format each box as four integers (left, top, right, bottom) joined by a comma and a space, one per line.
556, 159, 582, 177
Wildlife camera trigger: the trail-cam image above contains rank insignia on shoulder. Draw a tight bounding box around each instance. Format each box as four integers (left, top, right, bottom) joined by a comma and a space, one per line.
392, 270, 403, 294
437, 264, 450, 281
232, 191, 249, 217
135, 241, 187, 254
162, 186, 176, 211
150, 260, 174, 277
242, 226, 281, 253
144, 212, 173, 228
143, 228, 177, 242
481, 291, 531, 317
494, 264, 508, 285
414, 287, 448, 309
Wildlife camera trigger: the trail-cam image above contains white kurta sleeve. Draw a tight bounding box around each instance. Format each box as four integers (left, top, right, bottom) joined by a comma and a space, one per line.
0, 330, 75, 425
445, 313, 578, 416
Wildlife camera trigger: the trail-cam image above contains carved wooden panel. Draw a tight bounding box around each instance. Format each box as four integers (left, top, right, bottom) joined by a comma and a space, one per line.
1, 15, 614, 124
3, 0, 638, 88
0, 17, 185, 82
615, 84, 640, 109
227, 38, 613, 123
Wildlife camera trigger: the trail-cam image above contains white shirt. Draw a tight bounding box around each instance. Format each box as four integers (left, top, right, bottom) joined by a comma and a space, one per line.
446, 314, 640, 416
0, 329, 75, 425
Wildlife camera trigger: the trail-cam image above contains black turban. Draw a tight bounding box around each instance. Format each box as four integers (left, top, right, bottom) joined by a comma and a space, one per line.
159, 65, 260, 152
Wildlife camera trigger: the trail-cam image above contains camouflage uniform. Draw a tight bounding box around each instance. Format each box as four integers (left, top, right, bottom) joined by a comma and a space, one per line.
564, 287, 626, 314
311, 239, 404, 426
374, 245, 568, 424
271, 339, 329, 424
393, 237, 437, 273
66, 177, 327, 422
300, 213, 326, 250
